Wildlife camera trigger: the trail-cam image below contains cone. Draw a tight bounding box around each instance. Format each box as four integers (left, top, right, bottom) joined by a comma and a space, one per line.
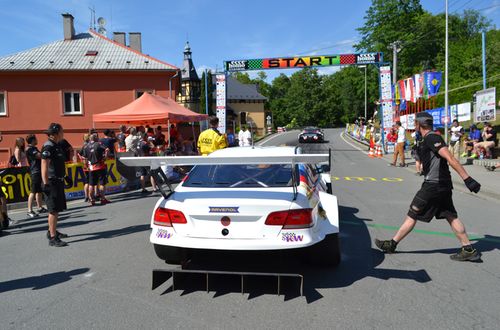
375, 144, 383, 158
368, 146, 375, 158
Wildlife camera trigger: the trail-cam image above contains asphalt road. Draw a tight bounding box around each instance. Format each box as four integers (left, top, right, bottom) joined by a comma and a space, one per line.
1, 128, 499, 329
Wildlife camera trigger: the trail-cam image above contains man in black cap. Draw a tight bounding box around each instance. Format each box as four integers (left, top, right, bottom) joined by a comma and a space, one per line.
375, 112, 482, 261
41, 123, 69, 247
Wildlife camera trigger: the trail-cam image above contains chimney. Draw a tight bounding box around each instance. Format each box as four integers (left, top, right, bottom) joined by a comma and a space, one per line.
113, 32, 126, 46
62, 13, 75, 40
129, 32, 142, 52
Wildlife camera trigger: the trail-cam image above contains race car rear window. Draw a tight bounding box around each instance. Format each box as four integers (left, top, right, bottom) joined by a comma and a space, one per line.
183, 164, 293, 188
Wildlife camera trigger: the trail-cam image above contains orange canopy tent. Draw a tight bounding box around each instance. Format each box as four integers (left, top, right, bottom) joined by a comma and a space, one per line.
92, 92, 208, 125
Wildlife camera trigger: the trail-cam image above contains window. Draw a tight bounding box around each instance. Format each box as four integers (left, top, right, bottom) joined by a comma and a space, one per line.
135, 90, 153, 99
63, 91, 82, 114
0, 92, 6, 115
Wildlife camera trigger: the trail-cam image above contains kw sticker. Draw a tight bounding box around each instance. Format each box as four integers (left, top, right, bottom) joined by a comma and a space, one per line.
156, 229, 173, 239
282, 232, 304, 242
331, 176, 403, 182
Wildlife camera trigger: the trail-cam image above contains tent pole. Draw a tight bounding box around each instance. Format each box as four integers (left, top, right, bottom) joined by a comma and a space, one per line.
167, 119, 171, 148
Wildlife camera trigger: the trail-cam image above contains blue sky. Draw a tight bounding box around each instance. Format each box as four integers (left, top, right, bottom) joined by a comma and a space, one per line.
1, 0, 499, 81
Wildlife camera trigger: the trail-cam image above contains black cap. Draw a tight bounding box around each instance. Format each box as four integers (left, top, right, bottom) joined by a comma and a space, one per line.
46, 123, 62, 135
415, 112, 433, 126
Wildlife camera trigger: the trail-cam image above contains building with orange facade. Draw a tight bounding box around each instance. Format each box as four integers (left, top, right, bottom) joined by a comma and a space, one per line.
0, 14, 179, 166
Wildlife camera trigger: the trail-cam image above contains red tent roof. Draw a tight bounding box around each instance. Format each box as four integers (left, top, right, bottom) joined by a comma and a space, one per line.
92, 93, 207, 125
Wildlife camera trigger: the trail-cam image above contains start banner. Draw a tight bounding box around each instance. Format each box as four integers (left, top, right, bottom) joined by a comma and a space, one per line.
0, 159, 125, 204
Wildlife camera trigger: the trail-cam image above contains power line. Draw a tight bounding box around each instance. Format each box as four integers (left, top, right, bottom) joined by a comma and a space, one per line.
295, 39, 358, 56
436, 73, 500, 95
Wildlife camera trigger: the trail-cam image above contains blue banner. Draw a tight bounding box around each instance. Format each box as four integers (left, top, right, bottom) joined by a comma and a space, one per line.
425, 71, 442, 98
426, 108, 444, 128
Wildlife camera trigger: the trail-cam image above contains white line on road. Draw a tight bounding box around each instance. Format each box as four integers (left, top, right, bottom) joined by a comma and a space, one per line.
257, 132, 293, 146
339, 131, 369, 155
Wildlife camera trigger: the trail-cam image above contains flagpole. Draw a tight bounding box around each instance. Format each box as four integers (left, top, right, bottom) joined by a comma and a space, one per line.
444, 0, 449, 142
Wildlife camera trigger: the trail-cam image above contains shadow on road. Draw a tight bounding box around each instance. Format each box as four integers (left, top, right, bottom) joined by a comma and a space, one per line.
153, 205, 431, 303
0, 268, 90, 293
68, 224, 150, 243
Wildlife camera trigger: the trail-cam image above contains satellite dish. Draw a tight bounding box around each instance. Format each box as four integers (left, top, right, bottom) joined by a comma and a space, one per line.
97, 17, 106, 26
98, 27, 107, 35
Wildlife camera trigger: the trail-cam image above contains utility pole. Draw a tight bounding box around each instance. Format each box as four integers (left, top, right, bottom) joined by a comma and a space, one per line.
444, 0, 449, 143
389, 41, 401, 85
482, 31, 487, 90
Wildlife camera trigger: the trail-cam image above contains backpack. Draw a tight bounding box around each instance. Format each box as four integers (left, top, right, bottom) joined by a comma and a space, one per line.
8, 155, 18, 167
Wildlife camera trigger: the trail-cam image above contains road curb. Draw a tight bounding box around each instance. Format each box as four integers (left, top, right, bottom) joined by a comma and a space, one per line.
342, 131, 500, 201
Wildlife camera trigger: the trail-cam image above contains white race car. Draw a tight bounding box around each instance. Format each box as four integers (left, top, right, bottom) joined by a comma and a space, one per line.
120, 146, 340, 267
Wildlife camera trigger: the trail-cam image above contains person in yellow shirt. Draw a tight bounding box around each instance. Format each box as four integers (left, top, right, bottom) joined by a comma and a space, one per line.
197, 116, 228, 156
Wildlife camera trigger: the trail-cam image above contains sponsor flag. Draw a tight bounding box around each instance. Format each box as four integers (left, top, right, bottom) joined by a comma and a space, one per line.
414, 73, 423, 99
398, 80, 406, 101
405, 78, 415, 102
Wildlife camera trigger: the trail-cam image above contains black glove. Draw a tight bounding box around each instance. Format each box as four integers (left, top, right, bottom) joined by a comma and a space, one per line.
464, 177, 481, 193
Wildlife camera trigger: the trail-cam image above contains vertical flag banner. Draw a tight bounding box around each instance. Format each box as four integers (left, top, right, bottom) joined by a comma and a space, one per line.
379, 66, 394, 129
425, 71, 442, 98
215, 74, 226, 133
414, 74, 423, 99
474, 87, 496, 122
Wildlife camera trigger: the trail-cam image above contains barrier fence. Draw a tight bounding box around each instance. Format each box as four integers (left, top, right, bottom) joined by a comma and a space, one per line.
0, 159, 126, 204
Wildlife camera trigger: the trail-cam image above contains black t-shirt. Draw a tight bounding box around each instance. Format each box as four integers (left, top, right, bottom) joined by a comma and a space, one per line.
41, 140, 66, 179
116, 133, 126, 149
59, 139, 73, 162
26, 146, 41, 175
99, 137, 116, 157
417, 132, 452, 187
84, 141, 106, 165
485, 129, 496, 142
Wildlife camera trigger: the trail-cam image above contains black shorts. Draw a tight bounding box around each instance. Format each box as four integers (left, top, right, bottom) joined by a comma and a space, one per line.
44, 179, 67, 213
138, 167, 149, 177
89, 169, 108, 186
30, 173, 43, 194
407, 182, 457, 222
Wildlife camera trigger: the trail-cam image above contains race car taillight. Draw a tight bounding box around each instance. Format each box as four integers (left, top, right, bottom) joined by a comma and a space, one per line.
265, 209, 313, 229
154, 207, 187, 226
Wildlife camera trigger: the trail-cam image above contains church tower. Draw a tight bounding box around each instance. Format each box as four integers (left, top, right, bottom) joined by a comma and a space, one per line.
177, 41, 201, 112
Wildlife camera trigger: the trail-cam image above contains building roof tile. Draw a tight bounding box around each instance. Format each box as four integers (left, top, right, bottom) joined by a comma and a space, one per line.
0, 30, 178, 71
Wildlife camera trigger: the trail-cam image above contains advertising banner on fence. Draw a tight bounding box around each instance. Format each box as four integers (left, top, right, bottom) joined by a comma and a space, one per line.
450, 102, 471, 123
0, 160, 125, 204
474, 87, 496, 122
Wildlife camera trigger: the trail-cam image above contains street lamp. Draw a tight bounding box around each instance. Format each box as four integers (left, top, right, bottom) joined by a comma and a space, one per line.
169, 70, 180, 99
359, 65, 367, 119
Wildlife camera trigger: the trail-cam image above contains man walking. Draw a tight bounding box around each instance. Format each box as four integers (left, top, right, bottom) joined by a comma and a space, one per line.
41, 123, 69, 247
389, 121, 406, 167
449, 119, 463, 159
197, 116, 227, 156
238, 125, 251, 147
26, 134, 47, 218
375, 112, 481, 261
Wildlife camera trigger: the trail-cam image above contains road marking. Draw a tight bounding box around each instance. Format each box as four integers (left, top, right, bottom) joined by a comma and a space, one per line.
332, 176, 403, 182
340, 131, 368, 154
257, 132, 293, 146
342, 220, 500, 243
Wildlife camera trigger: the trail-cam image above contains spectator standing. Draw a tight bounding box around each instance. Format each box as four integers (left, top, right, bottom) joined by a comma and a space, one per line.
238, 125, 251, 147
14, 137, 28, 167
78, 134, 91, 202
389, 121, 406, 167
411, 130, 423, 175
116, 125, 127, 152
226, 128, 236, 147
59, 138, 74, 163
99, 129, 117, 159
169, 124, 178, 145
83, 134, 110, 206
386, 127, 397, 143
198, 116, 228, 156
0, 132, 14, 231
473, 122, 496, 159
125, 127, 141, 154
138, 133, 158, 193
375, 112, 481, 261
449, 119, 464, 159
26, 134, 47, 218
41, 123, 69, 247
181, 136, 196, 155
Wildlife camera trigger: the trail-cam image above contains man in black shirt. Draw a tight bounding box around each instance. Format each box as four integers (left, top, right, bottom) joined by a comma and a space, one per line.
26, 134, 48, 218
41, 123, 69, 247
375, 112, 482, 261
82, 133, 110, 205
99, 129, 117, 159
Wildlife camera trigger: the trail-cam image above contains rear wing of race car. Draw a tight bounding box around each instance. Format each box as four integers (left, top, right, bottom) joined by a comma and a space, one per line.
119, 154, 330, 200
119, 154, 330, 169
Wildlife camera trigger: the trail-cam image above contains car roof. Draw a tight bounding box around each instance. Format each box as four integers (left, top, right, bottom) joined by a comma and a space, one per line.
209, 146, 299, 157
304, 127, 319, 130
